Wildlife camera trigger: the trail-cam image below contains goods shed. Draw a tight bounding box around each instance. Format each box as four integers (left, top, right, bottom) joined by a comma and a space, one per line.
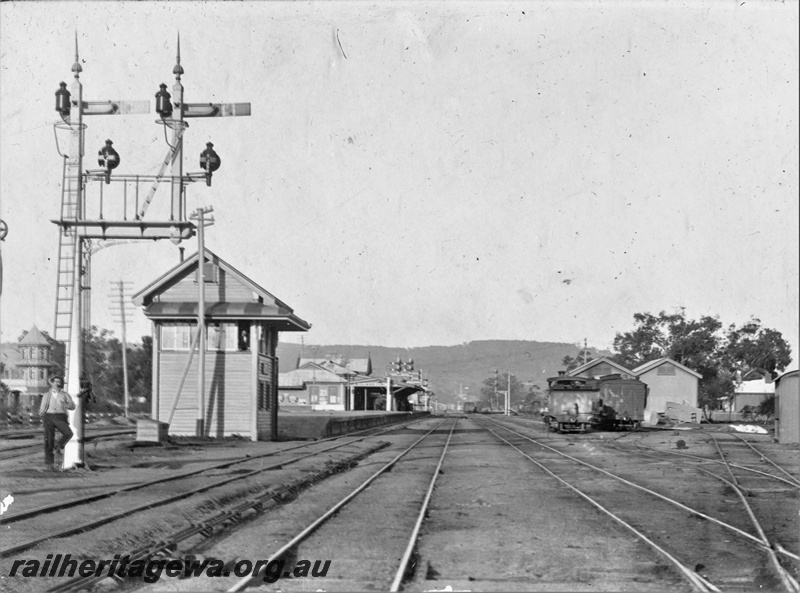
633, 357, 701, 422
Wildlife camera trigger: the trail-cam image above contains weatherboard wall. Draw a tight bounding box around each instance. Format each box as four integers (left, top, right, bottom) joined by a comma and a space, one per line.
152, 266, 257, 304
157, 351, 253, 437
636, 363, 699, 417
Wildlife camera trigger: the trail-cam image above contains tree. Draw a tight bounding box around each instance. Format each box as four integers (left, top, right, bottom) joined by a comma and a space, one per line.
562, 350, 594, 372
81, 326, 152, 414
479, 371, 526, 410
721, 318, 792, 378
611, 309, 792, 410
127, 336, 153, 412
519, 382, 546, 413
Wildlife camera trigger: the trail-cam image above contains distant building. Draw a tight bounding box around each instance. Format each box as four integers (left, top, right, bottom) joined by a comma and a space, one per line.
2, 326, 55, 411
297, 356, 372, 378
133, 249, 310, 440
774, 370, 798, 445
278, 362, 349, 411
278, 355, 374, 411
731, 375, 774, 412
632, 357, 701, 422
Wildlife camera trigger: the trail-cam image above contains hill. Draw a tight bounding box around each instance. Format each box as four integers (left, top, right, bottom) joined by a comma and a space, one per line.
276, 340, 612, 406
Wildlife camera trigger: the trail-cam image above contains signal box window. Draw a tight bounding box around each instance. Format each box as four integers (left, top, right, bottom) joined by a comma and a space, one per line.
161, 323, 197, 351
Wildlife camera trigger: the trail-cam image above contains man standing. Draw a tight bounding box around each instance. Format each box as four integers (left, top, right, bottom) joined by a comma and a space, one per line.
38, 376, 76, 471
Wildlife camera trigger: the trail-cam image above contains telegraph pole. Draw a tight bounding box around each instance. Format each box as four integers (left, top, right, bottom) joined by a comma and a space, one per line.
190, 207, 213, 436
506, 370, 511, 416
109, 280, 134, 417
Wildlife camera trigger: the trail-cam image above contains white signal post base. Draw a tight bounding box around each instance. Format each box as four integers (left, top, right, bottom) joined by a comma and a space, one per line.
63, 292, 83, 469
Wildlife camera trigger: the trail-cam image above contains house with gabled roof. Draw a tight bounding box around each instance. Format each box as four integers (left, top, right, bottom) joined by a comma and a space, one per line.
133, 249, 310, 440
632, 357, 701, 421
731, 376, 774, 412
567, 357, 634, 380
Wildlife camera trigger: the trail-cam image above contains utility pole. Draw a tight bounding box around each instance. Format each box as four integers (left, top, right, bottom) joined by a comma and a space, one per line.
190, 207, 213, 436
109, 280, 134, 417
492, 369, 498, 411
506, 370, 511, 416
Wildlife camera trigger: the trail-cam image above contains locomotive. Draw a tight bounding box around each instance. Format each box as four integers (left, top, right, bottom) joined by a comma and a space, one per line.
543, 373, 648, 433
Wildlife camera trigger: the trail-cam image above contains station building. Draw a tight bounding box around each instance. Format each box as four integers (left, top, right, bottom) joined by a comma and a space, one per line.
133, 249, 310, 440
278, 362, 349, 410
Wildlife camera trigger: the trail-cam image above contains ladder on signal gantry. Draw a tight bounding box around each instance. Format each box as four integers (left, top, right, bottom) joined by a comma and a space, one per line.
52, 122, 84, 375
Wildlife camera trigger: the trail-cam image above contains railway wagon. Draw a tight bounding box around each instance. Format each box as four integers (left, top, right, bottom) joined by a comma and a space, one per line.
544, 374, 648, 433
462, 401, 478, 413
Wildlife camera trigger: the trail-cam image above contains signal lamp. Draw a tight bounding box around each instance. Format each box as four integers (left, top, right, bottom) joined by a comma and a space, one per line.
55, 82, 71, 117
200, 142, 221, 186
97, 139, 120, 184
155, 83, 173, 118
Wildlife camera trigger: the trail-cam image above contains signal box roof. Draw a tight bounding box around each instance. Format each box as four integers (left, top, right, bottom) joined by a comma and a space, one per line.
133, 248, 310, 332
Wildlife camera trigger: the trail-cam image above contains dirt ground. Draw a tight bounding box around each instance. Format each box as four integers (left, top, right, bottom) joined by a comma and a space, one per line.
1, 415, 798, 592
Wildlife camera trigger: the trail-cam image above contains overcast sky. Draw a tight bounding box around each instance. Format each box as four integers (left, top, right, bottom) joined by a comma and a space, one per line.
1, 1, 797, 362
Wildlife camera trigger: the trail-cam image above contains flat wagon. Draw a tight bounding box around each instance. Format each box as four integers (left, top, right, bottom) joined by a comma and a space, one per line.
544, 373, 648, 433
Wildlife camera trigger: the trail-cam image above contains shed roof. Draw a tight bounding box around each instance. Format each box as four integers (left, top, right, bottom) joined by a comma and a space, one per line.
734, 378, 775, 395
632, 357, 702, 379
567, 357, 633, 377
279, 363, 347, 387
775, 369, 799, 385
298, 357, 372, 375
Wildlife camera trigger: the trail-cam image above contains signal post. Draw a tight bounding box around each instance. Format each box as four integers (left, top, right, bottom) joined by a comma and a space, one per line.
52, 36, 250, 468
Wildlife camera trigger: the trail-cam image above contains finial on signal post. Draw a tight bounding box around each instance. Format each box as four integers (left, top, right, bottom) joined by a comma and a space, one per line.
173, 32, 184, 79
72, 31, 82, 77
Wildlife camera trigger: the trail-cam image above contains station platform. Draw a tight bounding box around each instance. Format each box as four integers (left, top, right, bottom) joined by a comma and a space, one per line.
277, 410, 429, 440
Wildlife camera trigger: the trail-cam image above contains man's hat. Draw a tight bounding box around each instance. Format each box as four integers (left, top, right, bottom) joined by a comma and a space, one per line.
49, 376, 65, 385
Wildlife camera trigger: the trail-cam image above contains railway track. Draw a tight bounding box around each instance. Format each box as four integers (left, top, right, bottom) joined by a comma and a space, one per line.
0, 417, 432, 561
610, 431, 800, 575
33, 417, 457, 593
228, 417, 458, 592
477, 415, 799, 592
613, 431, 800, 490
0, 429, 137, 462
5, 413, 796, 592
134, 416, 689, 592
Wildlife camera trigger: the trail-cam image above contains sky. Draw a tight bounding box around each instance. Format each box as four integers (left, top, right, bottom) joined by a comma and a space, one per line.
0, 1, 798, 362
